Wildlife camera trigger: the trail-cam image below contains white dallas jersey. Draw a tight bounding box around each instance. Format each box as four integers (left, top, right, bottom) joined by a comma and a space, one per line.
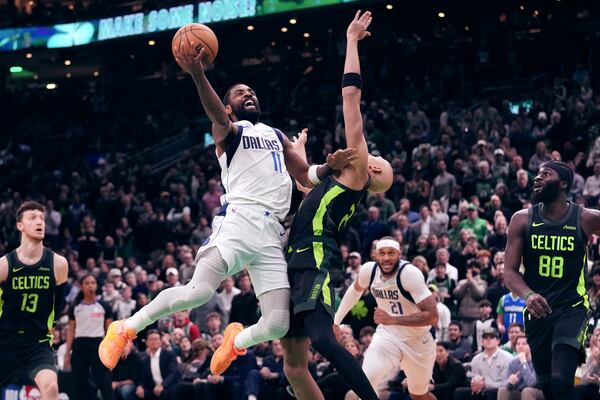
218, 120, 293, 220
358, 261, 432, 338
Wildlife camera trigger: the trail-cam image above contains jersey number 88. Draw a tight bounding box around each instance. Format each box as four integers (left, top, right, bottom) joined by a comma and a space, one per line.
539, 255, 564, 278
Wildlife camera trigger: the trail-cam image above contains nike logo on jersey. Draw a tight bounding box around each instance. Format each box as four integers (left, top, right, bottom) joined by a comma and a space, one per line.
532, 222, 544, 227
12, 266, 24, 273
296, 246, 311, 253
563, 225, 577, 230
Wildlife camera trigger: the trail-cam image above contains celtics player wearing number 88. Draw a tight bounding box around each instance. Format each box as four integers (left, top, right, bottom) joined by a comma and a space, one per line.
504, 160, 600, 400
0, 201, 68, 400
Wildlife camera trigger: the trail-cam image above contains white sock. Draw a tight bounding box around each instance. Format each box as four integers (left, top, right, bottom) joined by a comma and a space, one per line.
234, 288, 290, 349
123, 308, 152, 333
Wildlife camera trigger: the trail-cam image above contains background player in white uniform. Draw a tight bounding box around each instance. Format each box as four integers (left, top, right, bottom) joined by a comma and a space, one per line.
99, 39, 356, 374
335, 237, 438, 400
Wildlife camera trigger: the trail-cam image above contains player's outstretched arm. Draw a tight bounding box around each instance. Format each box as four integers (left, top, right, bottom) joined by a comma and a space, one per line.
176, 47, 235, 150
504, 211, 551, 318
282, 132, 357, 188
334, 278, 367, 326
341, 10, 372, 176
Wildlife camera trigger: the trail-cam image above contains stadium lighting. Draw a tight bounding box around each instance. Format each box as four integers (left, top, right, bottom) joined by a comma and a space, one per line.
46, 83, 57, 90
9, 66, 23, 73
386, 4, 393, 10
533, 10, 539, 17
93, 71, 100, 76
66, 72, 71, 78
247, 25, 254, 31
271, 41, 276, 46
520, 5, 525, 10
438, 12, 445, 18
25, 53, 32, 59
465, 25, 470, 31
303, 32, 310, 38
281, 27, 288, 33
33, 74, 38, 80
289, 18, 297, 24
68, 4, 75, 10
148, 40, 156, 46
64, 60, 71, 66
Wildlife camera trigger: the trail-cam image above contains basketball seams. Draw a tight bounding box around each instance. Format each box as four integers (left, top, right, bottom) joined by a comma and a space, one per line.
171, 24, 218, 64
188, 28, 216, 62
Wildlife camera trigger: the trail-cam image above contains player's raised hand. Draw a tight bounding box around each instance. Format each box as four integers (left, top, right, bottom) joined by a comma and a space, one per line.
525, 292, 552, 318
347, 10, 372, 41
326, 148, 358, 171
290, 128, 308, 152
175, 46, 208, 76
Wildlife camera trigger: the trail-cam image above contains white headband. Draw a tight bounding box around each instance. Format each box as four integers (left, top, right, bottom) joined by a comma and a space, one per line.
376, 239, 400, 252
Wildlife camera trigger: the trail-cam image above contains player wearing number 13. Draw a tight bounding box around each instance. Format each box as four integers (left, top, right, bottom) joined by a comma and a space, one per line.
0, 201, 68, 400
504, 161, 600, 400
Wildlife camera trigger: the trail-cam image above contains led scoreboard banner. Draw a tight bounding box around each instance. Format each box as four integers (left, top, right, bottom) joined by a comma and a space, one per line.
0, 0, 360, 52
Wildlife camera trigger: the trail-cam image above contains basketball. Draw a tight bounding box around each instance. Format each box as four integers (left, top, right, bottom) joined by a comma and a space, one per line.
172, 23, 219, 66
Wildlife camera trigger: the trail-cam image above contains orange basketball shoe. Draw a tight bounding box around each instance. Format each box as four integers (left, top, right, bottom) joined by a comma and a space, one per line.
210, 322, 247, 375
98, 320, 137, 370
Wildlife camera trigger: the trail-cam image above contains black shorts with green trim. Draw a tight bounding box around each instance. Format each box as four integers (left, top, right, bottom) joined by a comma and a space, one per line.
285, 242, 337, 338
0, 336, 56, 387
524, 302, 589, 380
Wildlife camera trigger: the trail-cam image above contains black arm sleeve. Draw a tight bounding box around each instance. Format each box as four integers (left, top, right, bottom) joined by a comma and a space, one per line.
54, 283, 67, 322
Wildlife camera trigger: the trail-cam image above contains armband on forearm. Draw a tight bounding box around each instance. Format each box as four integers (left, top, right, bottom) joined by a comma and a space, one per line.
341, 73, 362, 89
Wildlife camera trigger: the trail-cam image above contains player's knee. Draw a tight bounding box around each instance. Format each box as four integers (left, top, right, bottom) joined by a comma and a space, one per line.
550, 371, 573, 396
174, 281, 215, 310
264, 309, 289, 339
284, 363, 307, 381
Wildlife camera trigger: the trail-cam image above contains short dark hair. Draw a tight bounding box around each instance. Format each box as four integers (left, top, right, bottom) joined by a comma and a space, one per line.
222, 83, 246, 105
479, 299, 492, 308
16, 201, 45, 222
146, 329, 161, 338
515, 334, 528, 343
437, 341, 451, 350
449, 320, 463, 331
508, 323, 524, 332
359, 326, 375, 338
206, 312, 222, 322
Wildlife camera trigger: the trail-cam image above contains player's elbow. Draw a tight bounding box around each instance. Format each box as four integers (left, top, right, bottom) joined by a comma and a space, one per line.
342, 86, 361, 99
428, 310, 439, 326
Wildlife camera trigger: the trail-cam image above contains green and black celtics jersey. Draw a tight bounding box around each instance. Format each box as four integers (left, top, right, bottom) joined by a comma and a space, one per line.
523, 202, 588, 309
0, 247, 56, 344
287, 176, 369, 269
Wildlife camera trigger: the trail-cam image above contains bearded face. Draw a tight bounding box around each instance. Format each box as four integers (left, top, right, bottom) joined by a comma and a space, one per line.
532, 179, 561, 204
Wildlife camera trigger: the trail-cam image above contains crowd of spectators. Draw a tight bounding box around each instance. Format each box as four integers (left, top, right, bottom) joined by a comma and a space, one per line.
2, 8, 600, 400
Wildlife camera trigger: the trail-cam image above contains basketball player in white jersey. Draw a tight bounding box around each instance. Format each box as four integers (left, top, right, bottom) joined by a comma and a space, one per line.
99, 40, 355, 374
335, 237, 438, 400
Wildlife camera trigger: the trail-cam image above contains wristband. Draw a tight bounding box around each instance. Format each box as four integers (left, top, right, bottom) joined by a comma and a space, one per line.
308, 165, 321, 186
341, 73, 362, 89
524, 290, 535, 301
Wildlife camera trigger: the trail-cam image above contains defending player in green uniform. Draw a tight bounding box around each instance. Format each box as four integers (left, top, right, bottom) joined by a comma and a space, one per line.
280, 10, 393, 400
